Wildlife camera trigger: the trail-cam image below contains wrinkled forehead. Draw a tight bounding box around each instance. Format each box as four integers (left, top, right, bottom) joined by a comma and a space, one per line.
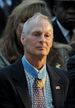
29, 14, 50, 24
22, 13, 52, 35
27, 17, 52, 31
25, 13, 51, 28
30, 17, 50, 25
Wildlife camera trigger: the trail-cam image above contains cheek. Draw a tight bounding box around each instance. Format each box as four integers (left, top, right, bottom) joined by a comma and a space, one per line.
48, 38, 53, 47
28, 38, 37, 46
25, 39, 35, 48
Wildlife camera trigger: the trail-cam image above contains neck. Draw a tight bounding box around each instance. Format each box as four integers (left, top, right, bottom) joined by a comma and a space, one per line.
25, 54, 47, 70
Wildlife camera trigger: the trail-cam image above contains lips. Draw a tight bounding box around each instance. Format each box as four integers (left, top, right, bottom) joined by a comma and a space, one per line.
36, 46, 47, 50
37, 47, 46, 49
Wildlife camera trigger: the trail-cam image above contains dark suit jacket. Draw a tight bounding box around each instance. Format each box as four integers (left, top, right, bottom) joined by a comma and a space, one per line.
0, 59, 69, 108
52, 19, 68, 44
65, 55, 75, 108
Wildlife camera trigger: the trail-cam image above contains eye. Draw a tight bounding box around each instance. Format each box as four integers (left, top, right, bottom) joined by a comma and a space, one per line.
32, 32, 41, 37
45, 34, 50, 38
35, 33, 40, 36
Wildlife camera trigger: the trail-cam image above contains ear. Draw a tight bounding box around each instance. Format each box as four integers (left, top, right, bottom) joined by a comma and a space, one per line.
20, 36, 26, 46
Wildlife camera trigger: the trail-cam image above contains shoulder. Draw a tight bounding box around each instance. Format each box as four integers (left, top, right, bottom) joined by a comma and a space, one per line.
47, 64, 69, 82
54, 67, 68, 81
0, 51, 10, 68
47, 64, 69, 97
0, 64, 14, 79
0, 59, 22, 79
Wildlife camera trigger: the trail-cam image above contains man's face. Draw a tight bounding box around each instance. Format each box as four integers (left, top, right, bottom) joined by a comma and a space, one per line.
21, 19, 53, 58
54, 1, 75, 30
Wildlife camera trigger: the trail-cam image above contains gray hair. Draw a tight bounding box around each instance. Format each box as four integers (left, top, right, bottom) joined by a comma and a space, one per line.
21, 12, 52, 36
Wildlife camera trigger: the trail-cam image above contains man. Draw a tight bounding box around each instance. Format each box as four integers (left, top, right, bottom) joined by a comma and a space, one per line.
52, 0, 75, 44
0, 13, 69, 108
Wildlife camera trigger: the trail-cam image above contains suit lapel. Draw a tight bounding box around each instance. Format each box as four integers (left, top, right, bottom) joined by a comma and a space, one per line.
12, 60, 32, 108
47, 65, 64, 108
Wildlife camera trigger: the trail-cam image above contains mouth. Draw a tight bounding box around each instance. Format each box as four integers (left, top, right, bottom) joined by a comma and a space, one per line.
36, 46, 47, 50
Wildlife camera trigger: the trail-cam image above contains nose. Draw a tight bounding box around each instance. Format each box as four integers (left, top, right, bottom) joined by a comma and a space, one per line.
39, 34, 46, 41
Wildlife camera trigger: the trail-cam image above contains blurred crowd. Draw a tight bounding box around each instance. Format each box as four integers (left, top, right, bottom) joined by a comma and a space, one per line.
0, 0, 22, 37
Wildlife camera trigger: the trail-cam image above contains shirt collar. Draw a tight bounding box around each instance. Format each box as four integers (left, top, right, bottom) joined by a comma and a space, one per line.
21, 55, 47, 79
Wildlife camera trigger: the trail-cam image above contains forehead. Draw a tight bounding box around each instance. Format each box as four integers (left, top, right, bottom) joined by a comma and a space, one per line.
28, 19, 53, 34
22, 14, 53, 35
27, 16, 51, 28
30, 18, 52, 29
32, 18, 50, 24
